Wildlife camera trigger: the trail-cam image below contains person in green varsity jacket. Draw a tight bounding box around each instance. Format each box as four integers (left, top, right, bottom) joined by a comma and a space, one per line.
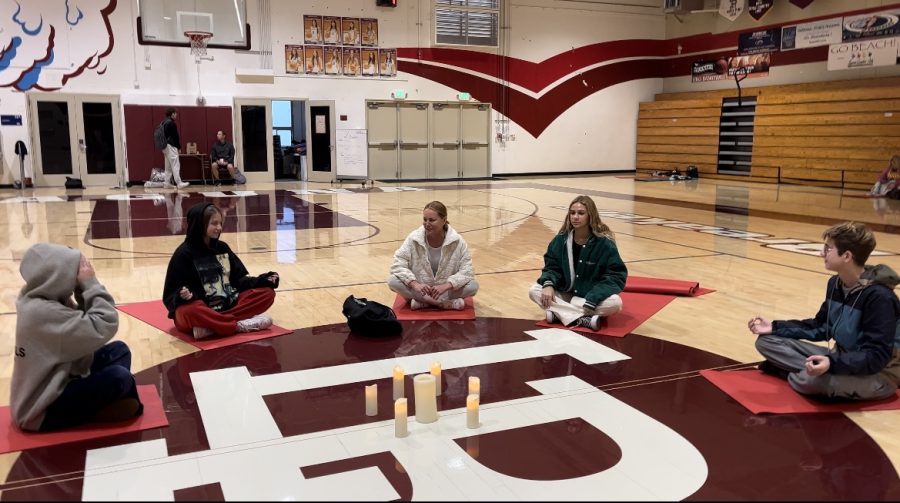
529, 195, 627, 331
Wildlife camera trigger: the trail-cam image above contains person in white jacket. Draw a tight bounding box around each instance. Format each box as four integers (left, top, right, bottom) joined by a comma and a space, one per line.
388, 201, 479, 310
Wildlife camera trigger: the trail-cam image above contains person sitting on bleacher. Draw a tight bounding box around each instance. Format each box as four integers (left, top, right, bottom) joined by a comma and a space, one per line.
210, 131, 239, 184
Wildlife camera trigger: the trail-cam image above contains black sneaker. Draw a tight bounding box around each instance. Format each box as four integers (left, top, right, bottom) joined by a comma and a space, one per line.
757, 360, 789, 380
574, 315, 599, 331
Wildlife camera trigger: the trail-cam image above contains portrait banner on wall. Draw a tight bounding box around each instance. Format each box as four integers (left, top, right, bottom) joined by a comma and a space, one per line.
827, 36, 900, 71
842, 10, 900, 42
342, 18, 361, 46
361, 48, 379, 76
304, 15, 323, 44
781, 17, 842, 51
691, 54, 770, 82
747, 0, 773, 21
719, 0, 745, 22
379, 49, 397, 77
325, 46, 343, 75
323, 16, 341, 45
285, 45, 303, 74
305, 45, 324, 75
361, 18, 379, 46
738, 28, 780, 54
343, 48, 361, 76
789, 0, 814, 7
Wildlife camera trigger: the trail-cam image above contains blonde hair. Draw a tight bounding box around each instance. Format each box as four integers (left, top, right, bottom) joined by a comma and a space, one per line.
558, 195, 614, 242
423, 201, 449, 232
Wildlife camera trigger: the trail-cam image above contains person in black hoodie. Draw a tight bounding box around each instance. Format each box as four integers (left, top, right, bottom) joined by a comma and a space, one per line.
749, 221, 900, 401
162, 202, 279, 339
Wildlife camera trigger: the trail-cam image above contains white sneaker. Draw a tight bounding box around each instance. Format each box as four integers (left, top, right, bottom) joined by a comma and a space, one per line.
163, 182, 175, 189
176, 181, 190, 189
545, 310, 558, 324
410, 299, 424, 310
237, 314, 273, 332
192, 326, 215, 339
574, 315, 599, 331
441, 298, 465, 311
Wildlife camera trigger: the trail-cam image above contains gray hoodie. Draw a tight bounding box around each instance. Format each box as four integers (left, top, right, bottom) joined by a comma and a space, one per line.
11, 244, 119, 431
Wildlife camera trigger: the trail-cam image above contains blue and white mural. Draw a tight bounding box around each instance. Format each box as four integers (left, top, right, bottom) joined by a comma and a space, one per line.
0, 0, 117, 91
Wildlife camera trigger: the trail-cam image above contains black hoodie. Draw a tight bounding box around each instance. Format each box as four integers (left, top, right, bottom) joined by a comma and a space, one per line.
162, 203, 276, 318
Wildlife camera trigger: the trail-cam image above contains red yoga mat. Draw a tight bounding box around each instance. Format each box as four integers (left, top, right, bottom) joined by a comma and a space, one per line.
0, 385, 168, 454
700, 369, 900, 415
117, 300, 292, 350
392, 294, 476, 321
624, 276, 715, 297
534, 291, 676, 337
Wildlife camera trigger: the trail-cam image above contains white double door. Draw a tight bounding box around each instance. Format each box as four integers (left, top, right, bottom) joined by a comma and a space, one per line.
366, 101, 490, 181
28, 93, 124, 187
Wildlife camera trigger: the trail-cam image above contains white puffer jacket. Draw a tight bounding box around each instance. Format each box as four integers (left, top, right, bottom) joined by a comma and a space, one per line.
389, 225, 475, 289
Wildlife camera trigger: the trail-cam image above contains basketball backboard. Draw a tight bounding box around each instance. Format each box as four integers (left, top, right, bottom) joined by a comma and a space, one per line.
137, 0, 250, 50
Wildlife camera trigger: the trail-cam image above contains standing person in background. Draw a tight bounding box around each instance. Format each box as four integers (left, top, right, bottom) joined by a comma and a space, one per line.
529, 195, 627, 330
11, 243, 143, 431
162, 108, 189, 189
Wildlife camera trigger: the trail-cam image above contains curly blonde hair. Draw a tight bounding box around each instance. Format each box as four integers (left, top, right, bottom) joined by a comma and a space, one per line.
557, 195, 614, 242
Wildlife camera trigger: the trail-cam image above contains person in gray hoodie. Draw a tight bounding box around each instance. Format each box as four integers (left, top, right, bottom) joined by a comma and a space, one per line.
12, 244, 142, 431
749, 222, 900, 401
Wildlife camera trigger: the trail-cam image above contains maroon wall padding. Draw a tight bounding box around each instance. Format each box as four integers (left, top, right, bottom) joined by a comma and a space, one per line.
124, 105, 233, 183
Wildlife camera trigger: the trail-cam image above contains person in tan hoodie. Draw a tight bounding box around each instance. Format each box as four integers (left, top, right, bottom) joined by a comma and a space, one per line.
12, 244, 142, 431
388, 201, 478, 310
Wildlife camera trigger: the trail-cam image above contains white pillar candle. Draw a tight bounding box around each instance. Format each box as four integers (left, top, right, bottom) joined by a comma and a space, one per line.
365, 384, 377, 416
394, 398, 408, 438
431, 362, 442, 396
466, 394, 480, 429
392, 366, 404, 400
468, 376, 480, 396
413, 374, 438, 423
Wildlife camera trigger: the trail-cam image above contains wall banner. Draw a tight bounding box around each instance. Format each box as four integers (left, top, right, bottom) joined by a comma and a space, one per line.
719, 0, 745, 22
842, 10, 900, 42
747, 0, 773, 21
781, 17, 842, 50
789, 0, 814, 8
827, 36, 900, 71
738, 28, 780, 54
692, 54, 771, 82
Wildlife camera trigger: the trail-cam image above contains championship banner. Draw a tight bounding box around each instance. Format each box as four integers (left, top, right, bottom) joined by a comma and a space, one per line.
738, 28, 780, 54
842, 10, 900, 41
789, 0, 814, 8
719, 0, 745, 21
827, 36, 900, 71
781, 17, 842, 50
692, 54, 771, 83
748, 0, 773, 21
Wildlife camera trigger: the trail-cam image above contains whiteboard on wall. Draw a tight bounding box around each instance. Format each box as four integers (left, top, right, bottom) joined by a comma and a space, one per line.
335, 128, 368, 180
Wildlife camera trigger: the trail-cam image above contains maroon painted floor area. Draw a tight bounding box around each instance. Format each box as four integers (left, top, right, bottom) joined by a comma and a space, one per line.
87, 191, 369, 240
2, 318, 898, 500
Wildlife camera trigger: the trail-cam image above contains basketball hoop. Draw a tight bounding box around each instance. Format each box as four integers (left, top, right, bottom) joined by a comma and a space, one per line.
185, 30, 213, 58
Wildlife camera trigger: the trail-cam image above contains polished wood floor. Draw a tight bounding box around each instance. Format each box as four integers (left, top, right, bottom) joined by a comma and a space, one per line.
1, 174, 899, 496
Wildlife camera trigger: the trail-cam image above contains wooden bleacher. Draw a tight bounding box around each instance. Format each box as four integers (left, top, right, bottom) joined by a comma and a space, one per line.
637, 76, 900, 189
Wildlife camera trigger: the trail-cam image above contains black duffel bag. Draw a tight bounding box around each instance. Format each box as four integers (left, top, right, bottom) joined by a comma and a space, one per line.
342, 295, 403, 337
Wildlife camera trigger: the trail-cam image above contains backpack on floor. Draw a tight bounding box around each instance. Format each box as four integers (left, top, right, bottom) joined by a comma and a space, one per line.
153, 119, 169, 151
342, 295, 402, 337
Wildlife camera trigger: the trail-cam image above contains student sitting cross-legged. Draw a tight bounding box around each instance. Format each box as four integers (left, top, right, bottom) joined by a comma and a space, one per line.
12, 244, 143, 431
749, 221, 900, 401
162, 202, 279, 339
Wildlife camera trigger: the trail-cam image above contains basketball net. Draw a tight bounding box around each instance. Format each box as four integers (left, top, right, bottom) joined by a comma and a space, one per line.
185, 31, 213, 62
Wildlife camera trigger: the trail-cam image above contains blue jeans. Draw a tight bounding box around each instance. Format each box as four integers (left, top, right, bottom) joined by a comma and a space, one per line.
40, 341, 141, 431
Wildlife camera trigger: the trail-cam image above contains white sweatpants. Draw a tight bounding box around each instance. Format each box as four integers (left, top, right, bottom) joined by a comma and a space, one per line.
163, 145, 183, 185
528, 283, 623, 326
